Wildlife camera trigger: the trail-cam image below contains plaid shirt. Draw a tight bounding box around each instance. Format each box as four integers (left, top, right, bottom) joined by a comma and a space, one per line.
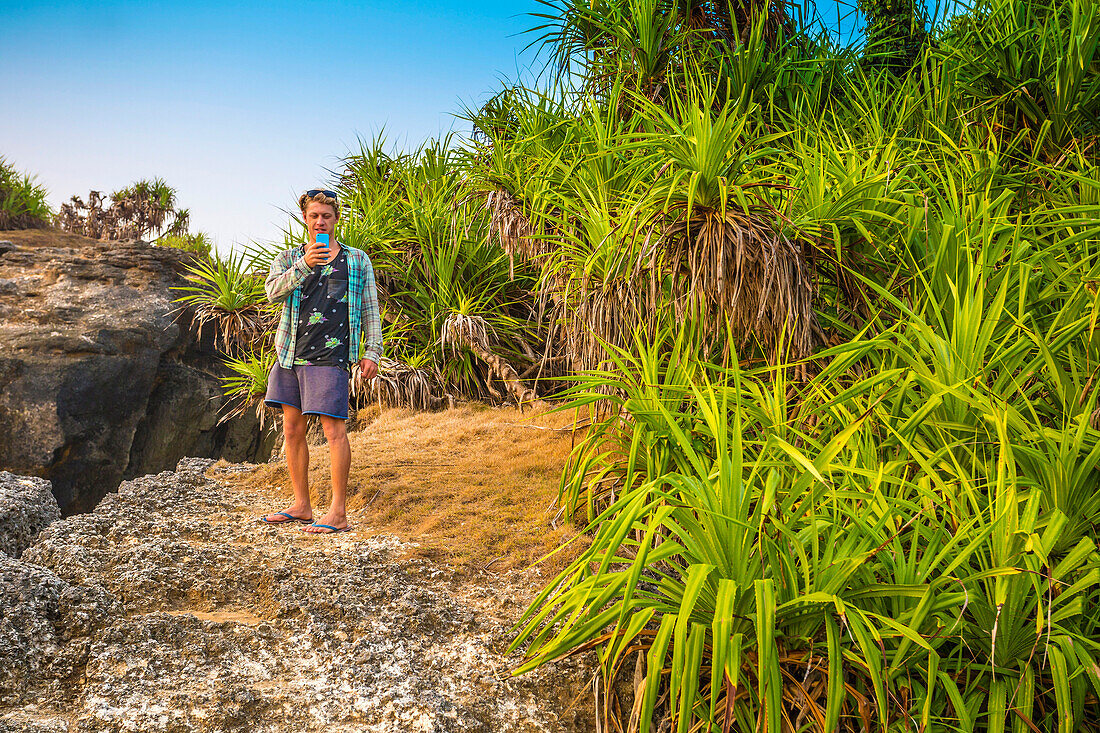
265, 243, 383, 369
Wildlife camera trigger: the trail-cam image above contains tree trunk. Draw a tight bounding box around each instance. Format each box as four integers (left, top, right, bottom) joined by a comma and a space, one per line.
458, 334, 542, 410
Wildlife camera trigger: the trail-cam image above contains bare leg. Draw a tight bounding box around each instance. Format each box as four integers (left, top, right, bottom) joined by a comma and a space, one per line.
303, 415, 349, 533
262, 406, 313, 523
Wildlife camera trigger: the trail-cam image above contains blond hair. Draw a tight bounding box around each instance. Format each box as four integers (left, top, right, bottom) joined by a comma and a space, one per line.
298, 190, 339, 218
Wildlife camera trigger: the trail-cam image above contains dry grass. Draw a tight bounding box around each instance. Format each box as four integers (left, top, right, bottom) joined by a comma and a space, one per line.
228, 404, 590, 576
660, 209, 821, 362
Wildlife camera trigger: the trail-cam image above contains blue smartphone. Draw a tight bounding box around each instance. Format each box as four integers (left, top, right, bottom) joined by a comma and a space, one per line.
317, 233, 329, 249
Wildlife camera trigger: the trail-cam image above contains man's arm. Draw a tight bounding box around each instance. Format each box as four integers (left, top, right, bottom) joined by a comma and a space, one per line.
359, 255, 383, 364
265, 248, 313, 304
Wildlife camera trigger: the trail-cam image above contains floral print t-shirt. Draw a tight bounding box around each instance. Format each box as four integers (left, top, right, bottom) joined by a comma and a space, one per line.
294, 246, 351, 367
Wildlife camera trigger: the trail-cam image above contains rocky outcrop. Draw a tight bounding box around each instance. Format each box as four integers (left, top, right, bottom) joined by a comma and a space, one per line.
0, 459, 594, 732
0, 472, 59, 558
0, 230, 277, 514
0, 553, 118, 708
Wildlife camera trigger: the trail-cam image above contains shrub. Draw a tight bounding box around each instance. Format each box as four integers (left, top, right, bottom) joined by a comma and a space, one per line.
159, 232, 213, 258
57, 177, 190, 241
219, 347, 277, 425
173, 249, 272, 352
0, 157, 51, 230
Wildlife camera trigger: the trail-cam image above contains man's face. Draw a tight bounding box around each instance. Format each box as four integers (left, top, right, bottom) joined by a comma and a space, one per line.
304, 201, 337, 242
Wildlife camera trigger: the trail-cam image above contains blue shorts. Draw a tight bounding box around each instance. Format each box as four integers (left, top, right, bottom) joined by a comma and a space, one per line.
264, 364, 350, 419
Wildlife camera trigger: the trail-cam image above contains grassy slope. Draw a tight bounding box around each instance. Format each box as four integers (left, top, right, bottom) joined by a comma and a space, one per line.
224, 405, 590, 576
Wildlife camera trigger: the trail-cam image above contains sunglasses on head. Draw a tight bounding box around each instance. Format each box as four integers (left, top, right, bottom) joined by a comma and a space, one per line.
304, 189, 338, 200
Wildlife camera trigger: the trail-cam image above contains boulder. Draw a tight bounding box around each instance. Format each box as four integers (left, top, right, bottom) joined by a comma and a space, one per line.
0, 472, 59, 558
0, 553, 119, 707
0, 229, 277, 514
0, 458, 594, 731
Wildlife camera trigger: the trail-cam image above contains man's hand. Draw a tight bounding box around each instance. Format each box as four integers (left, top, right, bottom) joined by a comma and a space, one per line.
357, 358, 378, 382
303, 239, 331, 267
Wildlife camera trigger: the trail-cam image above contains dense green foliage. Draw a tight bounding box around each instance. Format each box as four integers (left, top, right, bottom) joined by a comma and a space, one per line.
488, 0, 1100, 730
183, 0, 1100, 727
858, 0, 929, 73
336, 137, 540, 401
0, 157, 51, 230
174, 248, 272, 350
173, 246, 276, 418
159, 231, 213, 258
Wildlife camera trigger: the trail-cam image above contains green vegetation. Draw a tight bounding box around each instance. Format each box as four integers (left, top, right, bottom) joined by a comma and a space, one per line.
58, 177, 191, 241
172, 246, 275, 419
337, 137, 541, 403
173, 249, 272, 351
159, 231, 213, 258
858, 0, 930, 73
0, 157, 51, 230
186, 0, 1099, 727
487, 0, 1100, 729
218, 345, 278, 423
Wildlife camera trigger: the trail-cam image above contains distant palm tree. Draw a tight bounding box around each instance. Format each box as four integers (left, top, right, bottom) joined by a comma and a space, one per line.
57, 177, 190, 242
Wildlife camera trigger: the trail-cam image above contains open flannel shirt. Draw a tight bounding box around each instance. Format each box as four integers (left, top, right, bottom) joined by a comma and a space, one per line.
265, 243, 383, 369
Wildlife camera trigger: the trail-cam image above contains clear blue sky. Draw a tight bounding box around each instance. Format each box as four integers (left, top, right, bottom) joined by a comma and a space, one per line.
1, 1, 867, 251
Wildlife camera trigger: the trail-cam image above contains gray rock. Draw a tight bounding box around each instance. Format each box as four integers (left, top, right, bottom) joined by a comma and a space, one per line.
127, 366, 277, 482
1, 461, 595, 732
0, 553, 119, 707
0, 230, 276, 513
0, 472, 59, 558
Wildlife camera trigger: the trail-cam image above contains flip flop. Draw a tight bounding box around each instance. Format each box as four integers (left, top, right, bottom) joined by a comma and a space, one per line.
302, 523, 351, 534
260, 512, 313, 524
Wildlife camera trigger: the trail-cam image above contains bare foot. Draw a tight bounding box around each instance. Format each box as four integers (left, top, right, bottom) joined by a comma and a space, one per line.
260, 507, 313, 524
302, 511, 348, 534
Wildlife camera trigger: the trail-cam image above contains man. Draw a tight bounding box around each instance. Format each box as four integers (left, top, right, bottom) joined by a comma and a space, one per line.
259, 189, 382, 534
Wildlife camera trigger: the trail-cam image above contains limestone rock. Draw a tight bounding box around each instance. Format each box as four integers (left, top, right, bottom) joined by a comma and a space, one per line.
0, 458, 594, 732
0, 472, 59, 558
0, 553, 119, 707
0, 230, 276, 513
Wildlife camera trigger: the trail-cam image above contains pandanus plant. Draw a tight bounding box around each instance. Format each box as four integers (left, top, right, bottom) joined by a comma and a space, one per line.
173, 249, 273, 353
516, 280, 1100, 731
635, 83, 822, 362
951, 0, 1100, 157
502, 5, 1100, 729
0, 157, 50, 230
59, 177, 191, 242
